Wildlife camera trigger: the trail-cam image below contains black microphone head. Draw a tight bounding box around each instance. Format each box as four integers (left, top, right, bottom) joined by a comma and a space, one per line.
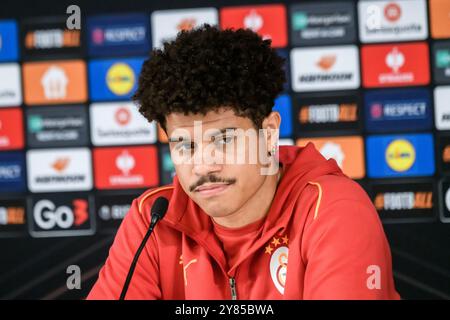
151, 196, 169, 220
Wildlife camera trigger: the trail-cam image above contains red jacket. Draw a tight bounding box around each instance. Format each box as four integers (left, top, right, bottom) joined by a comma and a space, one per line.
88, 144, 400, 300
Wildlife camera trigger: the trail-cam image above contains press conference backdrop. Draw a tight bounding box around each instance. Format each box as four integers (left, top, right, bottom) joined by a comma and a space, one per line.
0, 0, 449, 299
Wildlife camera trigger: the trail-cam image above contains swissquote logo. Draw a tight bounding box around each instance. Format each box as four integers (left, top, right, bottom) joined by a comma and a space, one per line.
90, 102, 157, 146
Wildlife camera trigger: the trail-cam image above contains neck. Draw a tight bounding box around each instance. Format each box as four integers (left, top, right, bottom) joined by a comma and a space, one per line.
212, 169, 282, 229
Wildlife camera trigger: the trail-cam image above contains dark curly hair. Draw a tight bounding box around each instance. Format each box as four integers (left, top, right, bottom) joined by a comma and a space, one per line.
132, 24, 286, 129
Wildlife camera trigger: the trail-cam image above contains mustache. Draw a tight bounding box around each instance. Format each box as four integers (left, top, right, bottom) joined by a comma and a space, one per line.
189, 175, 237, 192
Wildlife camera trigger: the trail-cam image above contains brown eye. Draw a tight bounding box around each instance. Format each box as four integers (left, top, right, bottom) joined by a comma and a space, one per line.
176, 141, 195, 152
215, 135, 234, 146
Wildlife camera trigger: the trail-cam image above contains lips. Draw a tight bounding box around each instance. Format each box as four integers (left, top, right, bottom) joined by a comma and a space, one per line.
194, 183, 232, 197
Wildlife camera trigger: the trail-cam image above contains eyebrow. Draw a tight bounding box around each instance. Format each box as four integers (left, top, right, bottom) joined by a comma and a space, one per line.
168, 127, 238, 143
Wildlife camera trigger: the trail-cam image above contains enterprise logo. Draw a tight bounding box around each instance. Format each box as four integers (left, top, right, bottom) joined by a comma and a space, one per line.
290, 2, 356, 46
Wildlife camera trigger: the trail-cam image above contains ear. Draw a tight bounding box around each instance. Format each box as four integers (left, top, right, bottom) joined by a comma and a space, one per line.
261, 111, 281, 155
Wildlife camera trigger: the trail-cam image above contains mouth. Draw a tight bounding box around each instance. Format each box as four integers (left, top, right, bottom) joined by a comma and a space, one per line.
194, 183, 232, 197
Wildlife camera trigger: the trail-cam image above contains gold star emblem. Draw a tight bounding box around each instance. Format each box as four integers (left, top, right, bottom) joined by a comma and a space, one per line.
265, 245, 273, 254
282, 235, 289, 245
271, 237, 280, 246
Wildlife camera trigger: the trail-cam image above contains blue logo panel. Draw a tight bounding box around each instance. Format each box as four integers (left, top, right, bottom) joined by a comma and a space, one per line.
0, 152, 26, 193
364, 89, 432, 133
276, 49, 290, 92
87, 14, 150, 57
0, 20, 19, 61
273, 94, 292, 138
366, 133, 435, 178
88, 58, 145, 101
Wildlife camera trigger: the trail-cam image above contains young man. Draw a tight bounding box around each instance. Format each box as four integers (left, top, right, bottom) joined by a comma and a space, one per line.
88, 25, 400, 300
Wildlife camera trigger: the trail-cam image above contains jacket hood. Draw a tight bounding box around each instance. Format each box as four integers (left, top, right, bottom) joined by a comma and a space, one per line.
160, 143, 345, 273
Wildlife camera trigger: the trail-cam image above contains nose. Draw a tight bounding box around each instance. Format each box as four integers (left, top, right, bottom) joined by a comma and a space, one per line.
192, 162, 222, 177
192, 145, 223, 177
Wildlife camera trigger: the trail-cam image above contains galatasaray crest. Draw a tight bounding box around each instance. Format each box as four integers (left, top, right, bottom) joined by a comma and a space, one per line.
265, 234, 289, 294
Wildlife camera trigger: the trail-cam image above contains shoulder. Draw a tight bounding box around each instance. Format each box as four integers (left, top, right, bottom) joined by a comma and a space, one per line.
135, 185, 175, 221
302, 175, 376, 222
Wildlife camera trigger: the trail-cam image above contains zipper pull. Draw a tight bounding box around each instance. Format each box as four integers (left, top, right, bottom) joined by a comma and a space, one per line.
229, 277, 237, 300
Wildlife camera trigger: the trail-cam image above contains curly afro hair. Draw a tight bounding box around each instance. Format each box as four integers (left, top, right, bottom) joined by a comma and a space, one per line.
132, 24, 286, 129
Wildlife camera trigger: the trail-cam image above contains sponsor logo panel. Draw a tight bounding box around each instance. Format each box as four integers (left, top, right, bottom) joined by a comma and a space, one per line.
23, 60, 87, 105
294, 93, 360, 132
95, 193, 138, 232
364, 88, 432, 133
26, 105, 89, 147
0, 108, 24, 150
358, 0, 428, 43
291, 45, 360, 92
26, 148, 93, 193
436, 134, 450, 173
290, 2, 356, 46
296, 136, 365, 179
366, 133, 435, 178
272, 94, 292, 138
88, 58, 143, 101
87, 13, 150, 56
21, 17, 82, 59
93, 146, 159, 190
429, 0, 450, 39
0, 20, 19, 61
0, 152, 26, 193
151, 8, 218, 49
434, 86, 450, 130
0, 63, 22, 107
90, 102, 157, 146
361, 42, 430, 88
432, 41, 450, 84
27, 193, 95, 237
158, 144, 175, 186
439, 178, 450, 223
0, 198, 27, 237
220, 4, 287, 48
276, 49, 290, 92
370, 180, 436, 223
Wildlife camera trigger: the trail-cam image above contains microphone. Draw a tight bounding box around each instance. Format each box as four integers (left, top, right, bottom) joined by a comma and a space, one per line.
119, 196, 169, 300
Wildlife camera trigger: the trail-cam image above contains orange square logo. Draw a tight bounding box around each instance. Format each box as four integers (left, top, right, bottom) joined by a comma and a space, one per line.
297, 136, 365, 179
158, 123, 168, 143
22, 60, 87, 105
220, 4, 287, 48
430, 0, 450, 39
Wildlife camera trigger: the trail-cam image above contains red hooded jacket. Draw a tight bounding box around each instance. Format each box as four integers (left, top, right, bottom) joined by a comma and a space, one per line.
88, 144, 400, 300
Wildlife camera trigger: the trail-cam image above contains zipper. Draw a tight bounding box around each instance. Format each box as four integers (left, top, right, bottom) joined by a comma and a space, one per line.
229, 277, 237, 300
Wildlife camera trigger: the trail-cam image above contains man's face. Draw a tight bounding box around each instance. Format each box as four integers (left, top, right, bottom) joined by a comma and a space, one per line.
165, 108, 277, 218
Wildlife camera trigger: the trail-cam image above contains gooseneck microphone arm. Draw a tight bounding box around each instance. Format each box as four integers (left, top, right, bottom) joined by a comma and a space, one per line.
119, 196, 169, 300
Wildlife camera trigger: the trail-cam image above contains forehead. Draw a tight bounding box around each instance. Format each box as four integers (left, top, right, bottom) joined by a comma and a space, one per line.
165, 108, 252, 134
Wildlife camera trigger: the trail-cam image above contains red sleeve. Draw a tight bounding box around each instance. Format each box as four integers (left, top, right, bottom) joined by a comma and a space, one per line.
86, 198, 161, 300
301, 199, 400, 300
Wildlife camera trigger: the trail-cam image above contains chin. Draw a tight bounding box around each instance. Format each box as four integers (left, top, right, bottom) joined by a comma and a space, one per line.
199, 203, 231, 218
